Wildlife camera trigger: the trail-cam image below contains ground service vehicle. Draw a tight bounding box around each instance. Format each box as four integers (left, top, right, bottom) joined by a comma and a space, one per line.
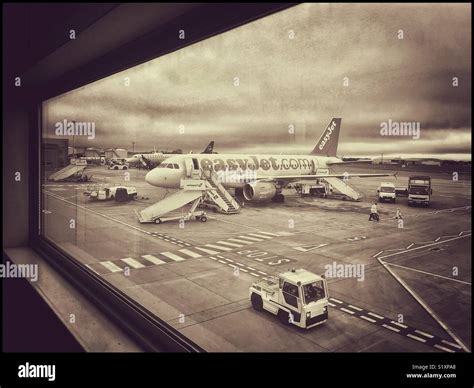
377, 182, 396, 202
85, 185, 137, 201
249, 268, 329, 329
408, 176, 432, 206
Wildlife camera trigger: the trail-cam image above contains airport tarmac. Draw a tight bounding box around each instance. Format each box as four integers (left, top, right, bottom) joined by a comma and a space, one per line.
41, 165, 471, 352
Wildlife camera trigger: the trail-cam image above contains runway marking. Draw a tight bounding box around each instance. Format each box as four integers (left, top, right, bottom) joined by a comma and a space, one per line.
178, 249, 202, 258
415, 330, 434, 339
256, 231, 279, 237
348, 304, 362, 311
100, 261, 123, 273
238, 235, 264, 242
434, 344, 454, 353
340, 307, 355, 314
407, 334, 426, 343
360, 315, 376, 323
330, 298, 343, 304
441, 340, 462, 349
195, 247, 220, 255
239, 268, 248, 273
141, 254, 166, 265
384, 262, 471, 285
382, 324, 400, 333
121, 258, 145, 269
257, 271, 268, 275
250, 272, 260, 277
376, 245, 471, 353
391, 321, 408, 329
215, 241, 244, 248
218, 260, 227, 264
248, 233, 273, 239
368, 312, 384, 320
160, 252, 186, 262
204, 244, 232, 252
228, 238, 253, 245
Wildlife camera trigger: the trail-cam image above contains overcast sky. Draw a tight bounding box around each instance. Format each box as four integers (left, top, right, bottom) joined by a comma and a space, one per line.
44, 3, 471, 160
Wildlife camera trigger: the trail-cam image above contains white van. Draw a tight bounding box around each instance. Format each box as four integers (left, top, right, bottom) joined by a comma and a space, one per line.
377, 182, 396, 203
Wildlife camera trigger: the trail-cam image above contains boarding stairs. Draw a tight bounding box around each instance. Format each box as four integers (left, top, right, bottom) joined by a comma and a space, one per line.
48, 160, 89, 182
323, 177, 363, 201
202, 170, 241, 214
136, 167, 240, 224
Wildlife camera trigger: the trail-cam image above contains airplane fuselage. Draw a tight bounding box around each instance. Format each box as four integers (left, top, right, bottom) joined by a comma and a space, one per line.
145, 154, 341, 189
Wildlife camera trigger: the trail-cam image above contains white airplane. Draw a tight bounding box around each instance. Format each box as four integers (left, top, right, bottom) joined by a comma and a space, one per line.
144, 118, 394, 202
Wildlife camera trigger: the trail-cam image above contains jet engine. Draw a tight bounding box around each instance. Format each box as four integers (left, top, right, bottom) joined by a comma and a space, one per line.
243, 182, 277, 202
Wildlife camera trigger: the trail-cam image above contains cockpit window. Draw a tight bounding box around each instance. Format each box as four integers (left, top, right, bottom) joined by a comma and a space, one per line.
158, 163, 168, 168
173, 164, 180, 169
167, 164, 174, 169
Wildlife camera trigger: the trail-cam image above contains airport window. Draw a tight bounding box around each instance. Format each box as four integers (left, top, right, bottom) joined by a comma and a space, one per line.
37, 3, 471, 353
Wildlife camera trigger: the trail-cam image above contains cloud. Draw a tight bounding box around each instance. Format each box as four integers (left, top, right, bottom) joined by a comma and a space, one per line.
44, 3, 471, 159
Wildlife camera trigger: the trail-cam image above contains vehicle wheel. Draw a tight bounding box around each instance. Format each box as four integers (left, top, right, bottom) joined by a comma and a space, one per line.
114, 166, 118, 170
123, 166, 127, 170
250, 293, 264, 311
277, 309, 290, 325
272, 193, 285, 203
155, 218, 162, 224
200, 216, 207, 222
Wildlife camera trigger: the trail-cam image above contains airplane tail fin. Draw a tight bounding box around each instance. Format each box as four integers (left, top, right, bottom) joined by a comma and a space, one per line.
310, 118, 342, 157
201, 141, 214, 154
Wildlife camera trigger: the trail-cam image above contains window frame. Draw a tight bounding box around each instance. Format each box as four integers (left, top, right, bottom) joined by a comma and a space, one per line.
28, 3, 297, 353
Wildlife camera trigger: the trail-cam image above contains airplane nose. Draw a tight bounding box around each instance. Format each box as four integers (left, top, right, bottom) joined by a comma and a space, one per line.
145, 169, 162, 186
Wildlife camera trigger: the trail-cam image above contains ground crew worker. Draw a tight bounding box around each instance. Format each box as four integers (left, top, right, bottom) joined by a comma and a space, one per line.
395, 208, 403, 220
369, 202, 379, 222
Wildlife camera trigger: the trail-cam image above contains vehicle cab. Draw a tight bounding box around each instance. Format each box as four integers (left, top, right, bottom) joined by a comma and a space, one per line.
249, 268, 329, 329
377, 182, 396, 203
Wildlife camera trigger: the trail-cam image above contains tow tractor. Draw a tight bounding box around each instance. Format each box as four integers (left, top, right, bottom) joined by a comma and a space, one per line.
249, 268, 329, 329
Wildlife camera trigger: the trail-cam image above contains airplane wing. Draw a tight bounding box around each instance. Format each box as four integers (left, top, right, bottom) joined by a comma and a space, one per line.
253, 172, 396, 183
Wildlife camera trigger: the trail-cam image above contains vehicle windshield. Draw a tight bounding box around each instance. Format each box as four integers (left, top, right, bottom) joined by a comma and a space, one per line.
381, 187, 395, 193
303, 281, 326, 304
409, 185, 429, 195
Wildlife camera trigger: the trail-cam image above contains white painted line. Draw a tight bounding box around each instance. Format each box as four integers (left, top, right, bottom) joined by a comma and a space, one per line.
215, 255, 225, 259
368, 312, 384, 320
348, 304, 362, 311
330, 298, 343, 304
382, 324, 400, 333
228, 238, 253, 245
204, 244, 232, 252
407, 334, 426, 343
390, 321, 408, 328
209, 257, 217, 261
379, 233, 471, 260
218, 260, 227, 264
85, 264, 100, 275
435, 237, 441, 242
248, 233, 273, 239
235, 262, 245, 267
195, 247, 220, 255
372, 250, 384, 258
239, 268, 248, 273
257, 271, 268, 275
434, 344, 455, 353
256, 231, 279, 237
100, 261, 123, 273
328, 302, 336, 307
441, 340, 462, 349
226, 258, 234, 263
238, 235, 264, 242
415, 330, 434, 339
160, 252, 186, 262
406, 243, 414, 249
385, 262, 471, 285
178, 249, 202, 258
246, 266, 256, 271
216, 241, 243, 248
250, 272, 260, 277
340, 307, 355, 315
141, 255, 166, 265
360, 315, 376, 323
121, 258, 145, 269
